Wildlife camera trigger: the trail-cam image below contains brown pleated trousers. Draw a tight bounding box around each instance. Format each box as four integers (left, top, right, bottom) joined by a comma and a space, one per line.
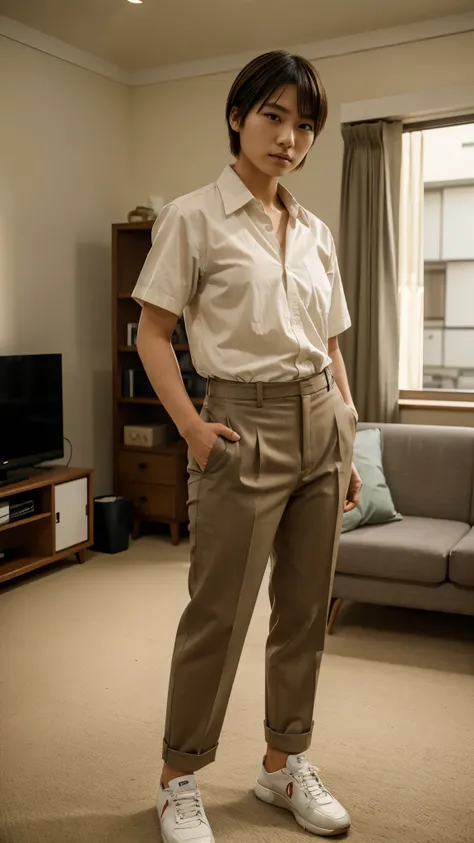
162, 370, 356, 773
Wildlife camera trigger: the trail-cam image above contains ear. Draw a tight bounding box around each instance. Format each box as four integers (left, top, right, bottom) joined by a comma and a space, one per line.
229, 106, 241, 133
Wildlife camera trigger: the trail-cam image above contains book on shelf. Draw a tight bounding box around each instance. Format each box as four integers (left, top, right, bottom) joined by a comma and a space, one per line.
126, 322, 138, 346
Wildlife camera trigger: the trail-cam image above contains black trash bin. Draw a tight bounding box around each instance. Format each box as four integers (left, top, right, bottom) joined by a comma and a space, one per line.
93, 496, 132, 554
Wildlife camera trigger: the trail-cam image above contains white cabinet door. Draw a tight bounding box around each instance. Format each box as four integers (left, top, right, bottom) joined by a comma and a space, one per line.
55, 478, 88, 552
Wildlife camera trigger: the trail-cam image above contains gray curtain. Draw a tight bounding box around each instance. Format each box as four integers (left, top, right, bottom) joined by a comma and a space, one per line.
338, 121, 402, 423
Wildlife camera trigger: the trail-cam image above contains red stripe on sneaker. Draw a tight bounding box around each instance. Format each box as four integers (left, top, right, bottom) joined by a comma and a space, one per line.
286, 783, 293, 799
160, 800, 169, 819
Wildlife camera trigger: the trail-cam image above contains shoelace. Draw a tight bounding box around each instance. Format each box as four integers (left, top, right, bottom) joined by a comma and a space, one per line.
295, 765, 331, 802
172, 790, 203, 824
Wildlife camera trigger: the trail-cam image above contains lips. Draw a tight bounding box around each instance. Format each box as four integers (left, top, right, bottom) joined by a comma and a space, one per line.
270, 154, 292, 162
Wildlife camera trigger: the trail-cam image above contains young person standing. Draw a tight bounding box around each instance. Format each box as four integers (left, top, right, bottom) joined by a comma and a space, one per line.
133, 50, 361, 843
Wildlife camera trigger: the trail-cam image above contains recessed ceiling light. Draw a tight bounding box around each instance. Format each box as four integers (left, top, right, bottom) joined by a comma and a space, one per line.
127, 0, 143, 4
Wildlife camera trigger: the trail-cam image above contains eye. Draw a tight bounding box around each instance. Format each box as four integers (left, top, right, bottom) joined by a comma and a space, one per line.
264, 112, 280, 122
300, 122, 314, 132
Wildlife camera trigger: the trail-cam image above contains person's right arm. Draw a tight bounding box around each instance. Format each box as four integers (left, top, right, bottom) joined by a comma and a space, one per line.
136, 302, 239, 470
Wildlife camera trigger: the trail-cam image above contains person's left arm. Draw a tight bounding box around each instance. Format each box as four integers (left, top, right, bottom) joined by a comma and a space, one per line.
328, 335, 362, 513
327, 336, 357, 418
323, 228, 361, 511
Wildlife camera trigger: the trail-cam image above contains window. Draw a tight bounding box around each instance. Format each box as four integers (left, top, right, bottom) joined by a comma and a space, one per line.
422, 181, 474, 390
400, 121, 474, 394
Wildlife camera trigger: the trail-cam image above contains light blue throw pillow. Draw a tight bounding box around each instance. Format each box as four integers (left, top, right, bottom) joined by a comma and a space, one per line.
342, 427, 402, 533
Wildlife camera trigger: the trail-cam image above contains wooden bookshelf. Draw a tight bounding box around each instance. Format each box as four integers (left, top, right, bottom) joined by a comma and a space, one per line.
111, 221, 204, 544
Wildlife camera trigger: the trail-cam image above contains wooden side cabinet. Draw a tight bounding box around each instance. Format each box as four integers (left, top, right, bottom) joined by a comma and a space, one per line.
117, 441, 188, 545
0, 467, 94, 584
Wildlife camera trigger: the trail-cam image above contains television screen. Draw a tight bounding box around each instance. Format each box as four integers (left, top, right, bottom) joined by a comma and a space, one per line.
0, 354, 63, 470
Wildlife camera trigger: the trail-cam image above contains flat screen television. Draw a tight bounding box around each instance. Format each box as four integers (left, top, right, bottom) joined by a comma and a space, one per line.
0, 354, 63, 485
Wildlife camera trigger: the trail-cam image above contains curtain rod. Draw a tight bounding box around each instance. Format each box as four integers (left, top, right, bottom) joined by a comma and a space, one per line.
403, 113, 474, 132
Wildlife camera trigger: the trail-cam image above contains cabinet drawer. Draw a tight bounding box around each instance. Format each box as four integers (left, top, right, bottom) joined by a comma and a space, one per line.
119, 481, 177, 520
118, 451, 179, 486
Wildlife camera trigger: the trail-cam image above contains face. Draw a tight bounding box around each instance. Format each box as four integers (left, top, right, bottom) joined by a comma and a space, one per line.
230, 84, 315, 176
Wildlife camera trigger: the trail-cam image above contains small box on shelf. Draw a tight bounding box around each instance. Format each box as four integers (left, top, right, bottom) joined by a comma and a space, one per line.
0, 497, 35, 524
123, 424, 170, 449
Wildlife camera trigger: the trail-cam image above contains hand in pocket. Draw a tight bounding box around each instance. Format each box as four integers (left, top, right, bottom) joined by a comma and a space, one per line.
186, 420, 240, 471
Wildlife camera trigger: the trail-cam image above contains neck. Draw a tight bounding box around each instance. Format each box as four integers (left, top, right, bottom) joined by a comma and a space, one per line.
233, 156, 280, 209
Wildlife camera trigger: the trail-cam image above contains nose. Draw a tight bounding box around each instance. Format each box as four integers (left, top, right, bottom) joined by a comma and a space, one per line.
277, 125, 295, 149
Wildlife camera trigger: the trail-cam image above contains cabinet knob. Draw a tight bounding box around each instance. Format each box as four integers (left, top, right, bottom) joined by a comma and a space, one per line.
138, 462, 147, 469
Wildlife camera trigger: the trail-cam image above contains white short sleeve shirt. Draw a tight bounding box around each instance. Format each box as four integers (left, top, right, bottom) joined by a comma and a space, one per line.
133, 165, 351, 382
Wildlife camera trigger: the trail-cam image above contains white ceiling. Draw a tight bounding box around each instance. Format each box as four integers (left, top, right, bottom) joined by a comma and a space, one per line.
0, 0, 473, 71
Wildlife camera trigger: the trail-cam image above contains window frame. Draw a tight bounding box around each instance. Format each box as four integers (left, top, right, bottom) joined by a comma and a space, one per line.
400, 116, 474, 405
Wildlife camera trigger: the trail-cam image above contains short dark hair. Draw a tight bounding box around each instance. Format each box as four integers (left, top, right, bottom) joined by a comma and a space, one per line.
225, 50, 328, 163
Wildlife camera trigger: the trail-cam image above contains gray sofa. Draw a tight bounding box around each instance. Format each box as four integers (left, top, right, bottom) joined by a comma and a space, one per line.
329, 423, 474, 631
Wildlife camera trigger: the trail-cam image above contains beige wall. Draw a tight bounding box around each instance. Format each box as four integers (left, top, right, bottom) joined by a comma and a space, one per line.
0, 38, 132, 493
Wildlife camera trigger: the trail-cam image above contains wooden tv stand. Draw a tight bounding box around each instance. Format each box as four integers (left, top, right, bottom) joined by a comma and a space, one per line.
0, 466, 94, 584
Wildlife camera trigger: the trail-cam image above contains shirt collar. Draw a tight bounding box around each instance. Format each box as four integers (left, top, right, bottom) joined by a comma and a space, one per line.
277, 182, 310, 227
217, 164, 309, 226
217, 165, 254, 215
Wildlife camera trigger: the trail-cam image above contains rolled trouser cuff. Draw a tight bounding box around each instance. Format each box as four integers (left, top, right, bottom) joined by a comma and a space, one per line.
162, 740, 218, 773
264, 721, 314, 754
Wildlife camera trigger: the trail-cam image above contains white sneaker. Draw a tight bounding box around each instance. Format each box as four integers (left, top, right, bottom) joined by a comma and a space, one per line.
157, 775, 214, 843
254, 754, 351, 836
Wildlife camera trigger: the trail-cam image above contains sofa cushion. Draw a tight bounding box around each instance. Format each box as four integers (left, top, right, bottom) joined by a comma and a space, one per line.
341, 428, 402, 533
449, 527, 474, 587
337, 516, 470, 584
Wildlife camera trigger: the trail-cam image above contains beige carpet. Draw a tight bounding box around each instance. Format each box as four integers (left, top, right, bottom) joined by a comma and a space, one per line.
1, 537, 473, 843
